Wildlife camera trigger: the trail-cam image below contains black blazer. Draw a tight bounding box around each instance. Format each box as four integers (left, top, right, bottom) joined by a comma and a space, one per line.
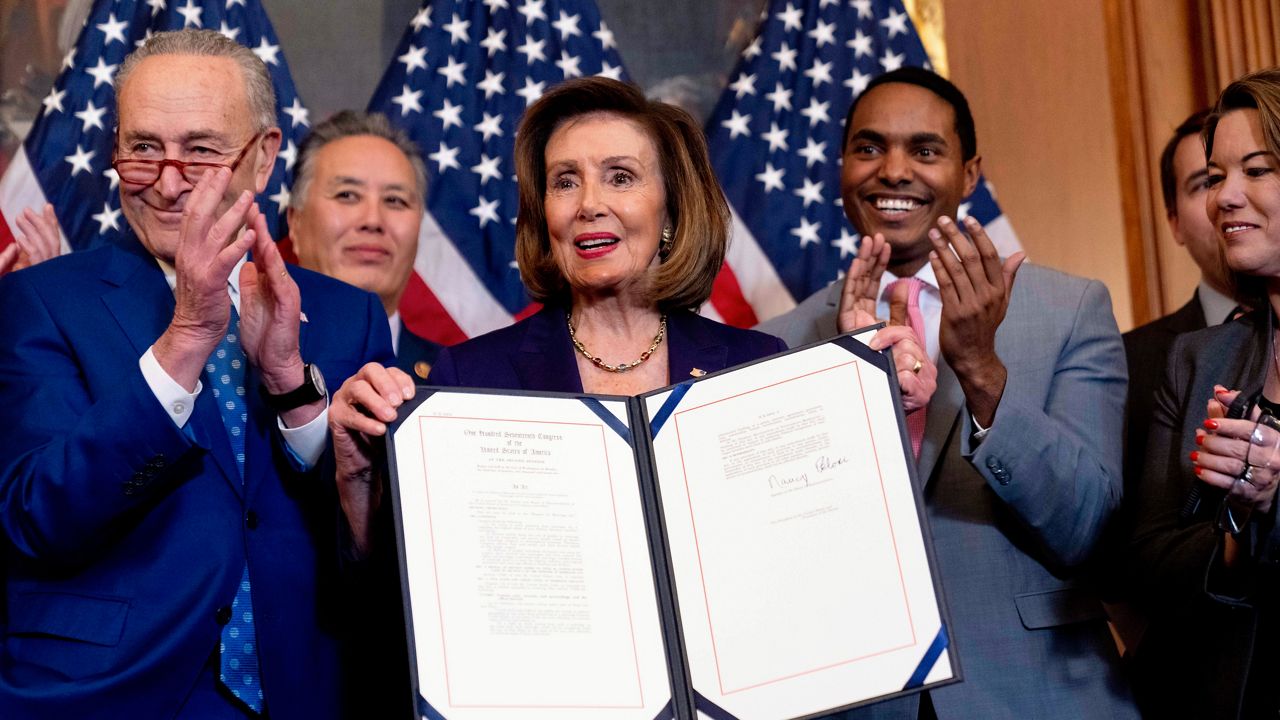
1123, 292, 1207, 491
1127, 311, 1277, 718
427, 304, 786, 391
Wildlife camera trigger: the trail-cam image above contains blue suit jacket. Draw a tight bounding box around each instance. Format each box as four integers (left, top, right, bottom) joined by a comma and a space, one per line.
427, 305, 785, 391
0, 237, 393, 719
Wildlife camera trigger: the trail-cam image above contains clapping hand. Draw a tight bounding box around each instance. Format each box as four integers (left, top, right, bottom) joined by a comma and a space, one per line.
928, 215, 1025, 426
836, 232, 936, 413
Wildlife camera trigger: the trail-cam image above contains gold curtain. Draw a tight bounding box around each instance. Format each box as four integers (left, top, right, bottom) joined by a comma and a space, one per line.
905, 0, 949, 78
1200, 0, 1280, 94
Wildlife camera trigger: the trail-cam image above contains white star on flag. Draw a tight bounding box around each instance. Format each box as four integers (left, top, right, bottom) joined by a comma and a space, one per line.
399, 45, 428, 73
429, 141, 460, 172
437, 56, 468, 87
283, 97, 309, 128
471, 154, 502, 185
75, 101, 108, 133
755, 162, 786, 192
480, 28, 507, 57
518, 0, 547, 24
771, 42, 798, 72
556, 51, 582, 78
443, 13, 470, 44
593, 21, 615, 49
722, 110, 752, 139
252, 38, 279, 65
881, 7, 910, 37
516, 77, 545, 106
833, 228, 860, 259
392, 85, 424, 115
552, 10, 581, 37
97, 14, 130, 45
92, 203, 122, 232
470, 197, 500, 226
177, 0, 202, 27
477, 70, 506, 98
65, 146, 95, 176
729, 73, 757, 98
777, 2, 803, 31
85, 57, 118, 89
433, 98, 464, 129
794, 178, 825, 207
42, 88, 66, 115
474, 113, 504, 141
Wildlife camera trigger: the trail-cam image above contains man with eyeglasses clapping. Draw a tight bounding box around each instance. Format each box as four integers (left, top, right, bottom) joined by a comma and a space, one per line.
0, 29, 392, 720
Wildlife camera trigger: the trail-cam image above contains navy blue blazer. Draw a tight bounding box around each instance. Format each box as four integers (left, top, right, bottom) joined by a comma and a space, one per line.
394, 324, 443, 382
0, 236, 393, 719
427, 305, 786, 391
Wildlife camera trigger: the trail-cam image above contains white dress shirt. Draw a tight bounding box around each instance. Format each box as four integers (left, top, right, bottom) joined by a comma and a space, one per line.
876, 262, 990, 438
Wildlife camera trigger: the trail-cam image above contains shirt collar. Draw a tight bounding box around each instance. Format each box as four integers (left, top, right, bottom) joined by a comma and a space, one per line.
1197, 279, 1238, 327
388, 311, 402, 355
154, 252, 248, 302
877, 260, 939, 299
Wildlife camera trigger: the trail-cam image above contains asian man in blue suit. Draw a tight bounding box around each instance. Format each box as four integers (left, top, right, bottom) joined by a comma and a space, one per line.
0, 30, 392, 719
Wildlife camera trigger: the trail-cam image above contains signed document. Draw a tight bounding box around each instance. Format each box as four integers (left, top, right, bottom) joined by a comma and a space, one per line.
387, 333, 955, 720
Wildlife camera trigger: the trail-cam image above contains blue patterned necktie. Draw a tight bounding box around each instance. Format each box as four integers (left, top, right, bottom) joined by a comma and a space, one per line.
207, 306, 263, 714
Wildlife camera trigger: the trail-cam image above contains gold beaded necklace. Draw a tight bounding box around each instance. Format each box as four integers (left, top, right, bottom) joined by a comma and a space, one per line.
566, 312, 667, 373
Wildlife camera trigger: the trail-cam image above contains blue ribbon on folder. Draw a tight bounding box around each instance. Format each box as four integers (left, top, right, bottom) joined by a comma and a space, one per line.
649, 381, 694, 439
417, 694, 446, 720
903, 624, 950, 690
694, 690, 742, 720
579, 397, 633, 444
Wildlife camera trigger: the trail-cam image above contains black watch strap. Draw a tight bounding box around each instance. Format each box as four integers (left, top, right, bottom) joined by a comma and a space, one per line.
259, 363, 326, 412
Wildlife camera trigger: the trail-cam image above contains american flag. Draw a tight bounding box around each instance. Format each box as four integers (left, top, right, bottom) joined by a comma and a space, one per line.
703, 0, 1019, 326
0, 0, 309, 253
369, 0, 628, 345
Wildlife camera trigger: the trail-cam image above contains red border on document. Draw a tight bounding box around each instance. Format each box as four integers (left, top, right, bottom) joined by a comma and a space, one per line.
670, 361, 918, 696
416, 414, 646, 710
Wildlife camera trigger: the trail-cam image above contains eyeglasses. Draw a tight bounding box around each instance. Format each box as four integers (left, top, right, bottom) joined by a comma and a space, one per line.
112, 132, 262, 187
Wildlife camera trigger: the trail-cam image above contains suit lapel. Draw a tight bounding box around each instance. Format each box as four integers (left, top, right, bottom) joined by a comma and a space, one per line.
514, 307, 584, 393
918, 357, 963, 485
666, 311, 729, 381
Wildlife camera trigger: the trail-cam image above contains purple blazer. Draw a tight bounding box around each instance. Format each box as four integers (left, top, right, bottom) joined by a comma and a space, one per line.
428, 305, 785, 392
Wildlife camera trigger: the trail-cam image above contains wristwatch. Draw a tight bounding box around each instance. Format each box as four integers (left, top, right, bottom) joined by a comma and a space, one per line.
260, 363, 326, 411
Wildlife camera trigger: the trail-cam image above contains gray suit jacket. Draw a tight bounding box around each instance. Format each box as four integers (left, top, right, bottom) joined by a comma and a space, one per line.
758, 264, 1138, 720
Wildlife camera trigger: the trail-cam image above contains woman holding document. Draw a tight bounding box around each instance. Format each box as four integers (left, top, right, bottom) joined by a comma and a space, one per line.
1129, 68, 1280, 718
327, 77, 940, 719
331, 77, 934, 499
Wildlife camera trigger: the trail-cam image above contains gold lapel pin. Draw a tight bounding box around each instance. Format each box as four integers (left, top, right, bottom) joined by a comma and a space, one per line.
414, 361, 432, 380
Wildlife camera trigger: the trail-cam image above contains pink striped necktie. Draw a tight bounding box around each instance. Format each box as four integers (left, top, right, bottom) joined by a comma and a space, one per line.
886, 277, 927, 459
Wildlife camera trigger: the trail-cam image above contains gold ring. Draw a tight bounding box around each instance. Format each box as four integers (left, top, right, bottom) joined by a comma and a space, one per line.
911, 360, 923, 374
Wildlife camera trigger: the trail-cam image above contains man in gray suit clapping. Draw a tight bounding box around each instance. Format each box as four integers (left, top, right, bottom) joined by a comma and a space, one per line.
758, 67, 1138, 720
